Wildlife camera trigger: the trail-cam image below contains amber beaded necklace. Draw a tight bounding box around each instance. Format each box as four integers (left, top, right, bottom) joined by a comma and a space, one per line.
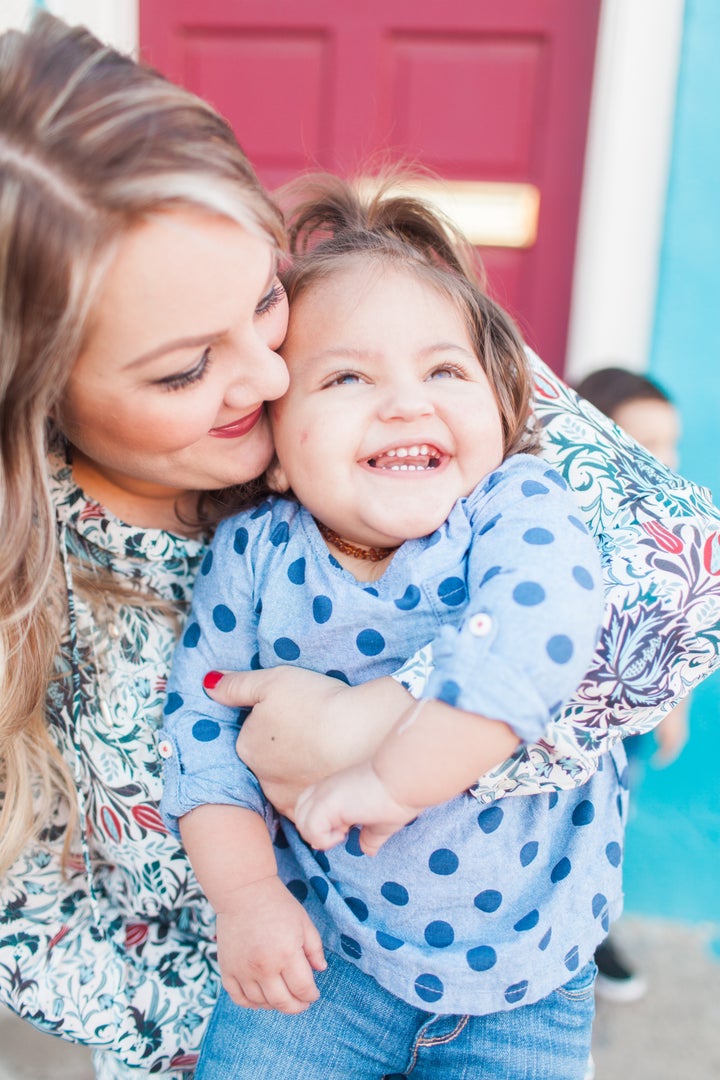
315, 519, 399, 562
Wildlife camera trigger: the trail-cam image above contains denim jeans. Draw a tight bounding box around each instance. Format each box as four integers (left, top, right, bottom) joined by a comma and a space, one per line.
196, 950, 596, 1079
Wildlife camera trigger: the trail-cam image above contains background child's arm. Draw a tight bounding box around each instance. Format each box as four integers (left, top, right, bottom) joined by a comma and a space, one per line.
180, 805, 325, 1013
295, 698, 518, 854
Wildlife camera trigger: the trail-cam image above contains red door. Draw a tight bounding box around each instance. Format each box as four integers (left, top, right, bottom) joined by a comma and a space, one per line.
140, 1, 600, 373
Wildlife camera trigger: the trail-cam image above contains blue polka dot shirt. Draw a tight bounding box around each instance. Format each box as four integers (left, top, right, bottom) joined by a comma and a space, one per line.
161, 453, 627, 1014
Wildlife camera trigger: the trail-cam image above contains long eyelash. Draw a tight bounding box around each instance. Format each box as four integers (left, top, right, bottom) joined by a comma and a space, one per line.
157, 349, 212, 392
256, 281, 286, 316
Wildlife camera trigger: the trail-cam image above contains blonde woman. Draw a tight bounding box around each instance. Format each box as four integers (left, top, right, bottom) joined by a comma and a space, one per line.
1, 12, 720, 1080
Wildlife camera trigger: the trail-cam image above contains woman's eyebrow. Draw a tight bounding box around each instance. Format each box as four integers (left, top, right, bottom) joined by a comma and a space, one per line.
125, 332, 220, 369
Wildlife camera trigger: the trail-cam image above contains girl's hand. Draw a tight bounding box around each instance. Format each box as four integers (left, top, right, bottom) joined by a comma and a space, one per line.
294, 763, 422, 856
203, 668, 411, 817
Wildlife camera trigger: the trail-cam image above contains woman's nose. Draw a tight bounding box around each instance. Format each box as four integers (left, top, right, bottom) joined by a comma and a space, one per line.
224, 339, 290, 408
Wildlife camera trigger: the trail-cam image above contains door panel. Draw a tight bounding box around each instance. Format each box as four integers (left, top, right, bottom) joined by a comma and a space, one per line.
140, 0, 600, 372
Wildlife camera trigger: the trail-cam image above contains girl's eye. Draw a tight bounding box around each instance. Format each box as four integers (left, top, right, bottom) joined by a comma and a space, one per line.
256, 280, 286, 317
428, 364, 466, 381
156, 348, 212, 392
325, 371, 364, 387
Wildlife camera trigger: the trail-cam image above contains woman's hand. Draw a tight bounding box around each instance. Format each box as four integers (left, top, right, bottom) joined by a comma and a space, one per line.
203, 667, 412, 817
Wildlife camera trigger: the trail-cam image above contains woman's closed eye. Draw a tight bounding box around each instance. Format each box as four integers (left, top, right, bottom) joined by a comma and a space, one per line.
256, 280, 286, 317
155, 348, 212, 392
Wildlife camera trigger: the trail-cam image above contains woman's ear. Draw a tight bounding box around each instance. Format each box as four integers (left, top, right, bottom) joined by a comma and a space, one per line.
265, 455, 290, 493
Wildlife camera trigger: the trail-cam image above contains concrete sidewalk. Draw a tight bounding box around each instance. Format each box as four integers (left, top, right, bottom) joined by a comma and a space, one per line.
1, 916, 718, 1078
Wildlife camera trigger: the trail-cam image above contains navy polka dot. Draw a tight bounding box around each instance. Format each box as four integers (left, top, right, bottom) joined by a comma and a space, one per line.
479, 566, 502, 586
381, 881, 409, 906
415, 974, 444, 1003
437, 576, 467, 607
310, 876, 329, 903
523, 527, 554, 545
592, 893, 608, 919
437, 680, 461, 706
544, 468, 567, 489
376, 932, 404, 951
521, 479, 549, 498
250, 502, 271, 519
364, 587, 379, 596
572, 800, 595, 826
164, 692, 183, 716
551, 857, 571, 882
505, 981, 528, 1004
212, 604, 236, 632
520, 841, 538, 866
273, 826, 289, 849
513, 581, 545, 606
547, 635, 573, 663
191, 719, 220, 742
605, 842, 622, 867
573, 565, 595, 590
328, 553, 342, 569
564, 945, 580, 971
340, 935, 362, 960
424, 920, 454, 948
274, 637, 300, 661
345, 828, 364, 857
477, 806, 504, 833
429, 849, 459, 875
233, 527, 248, 554
250, 651, 261, 670
485, 472, 503, 491
474, 890, 502, 913
344, 897, 369, 922
568, 514, 588, 533
513, 909, 539, 932
466, 945, 497, 972
326, 669, 350, 683
395, 585, 421, 610
356, 629, 385, 656
270, 521, 289, 546
287, 557, 306, 585
183, 621, 200, 648
313, 595, 333, 623
548, 792, 559, 810
314, 851, 330, 873
287, 880, 308, 903
538, 927, 552, 950
200, 550, 213, 574
479, 513, 501, 535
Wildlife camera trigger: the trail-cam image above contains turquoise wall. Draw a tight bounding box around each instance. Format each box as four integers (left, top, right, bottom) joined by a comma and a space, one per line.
624, 0, 720, 925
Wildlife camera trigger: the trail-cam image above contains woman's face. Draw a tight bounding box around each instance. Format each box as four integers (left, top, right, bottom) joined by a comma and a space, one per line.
57, 209, 289, 526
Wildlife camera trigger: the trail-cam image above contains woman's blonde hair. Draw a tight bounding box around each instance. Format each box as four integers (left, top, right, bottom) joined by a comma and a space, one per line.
278, 172, 539, 460
0, 12, 285, 873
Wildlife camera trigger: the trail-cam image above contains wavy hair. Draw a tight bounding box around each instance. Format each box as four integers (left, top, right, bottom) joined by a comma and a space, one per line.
0, 12, 285, 874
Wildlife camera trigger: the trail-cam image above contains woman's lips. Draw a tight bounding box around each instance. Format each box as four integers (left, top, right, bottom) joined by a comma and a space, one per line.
209, 406, 264, 439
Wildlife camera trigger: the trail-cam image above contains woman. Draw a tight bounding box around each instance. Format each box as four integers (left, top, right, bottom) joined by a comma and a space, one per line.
1, 13, 719, 1080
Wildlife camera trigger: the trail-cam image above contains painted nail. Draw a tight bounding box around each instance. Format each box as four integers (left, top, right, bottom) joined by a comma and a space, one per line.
203, 670, 224, 690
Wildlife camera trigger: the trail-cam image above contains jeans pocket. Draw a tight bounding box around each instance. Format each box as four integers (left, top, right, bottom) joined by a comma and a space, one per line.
555, 958, 598, 1002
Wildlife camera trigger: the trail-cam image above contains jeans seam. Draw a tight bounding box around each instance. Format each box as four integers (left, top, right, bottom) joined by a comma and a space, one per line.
406, 1014, 470, 1072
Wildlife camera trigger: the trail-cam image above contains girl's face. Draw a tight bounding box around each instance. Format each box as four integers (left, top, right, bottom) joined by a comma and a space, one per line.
57, 209, 289, 529
270, 263, 504, 548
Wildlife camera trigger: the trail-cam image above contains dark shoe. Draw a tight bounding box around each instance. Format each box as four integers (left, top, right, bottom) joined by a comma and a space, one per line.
594, 936, 647, 1002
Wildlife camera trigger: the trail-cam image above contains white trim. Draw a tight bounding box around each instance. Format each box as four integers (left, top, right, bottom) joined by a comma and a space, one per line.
564, 0, 685, 382
0, 1, 137, 54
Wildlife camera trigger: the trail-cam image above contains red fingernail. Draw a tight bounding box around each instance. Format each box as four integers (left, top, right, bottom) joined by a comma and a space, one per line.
203, 670, 224, 690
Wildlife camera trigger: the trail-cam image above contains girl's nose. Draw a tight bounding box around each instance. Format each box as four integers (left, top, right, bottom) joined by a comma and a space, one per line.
377, 381, 435, 422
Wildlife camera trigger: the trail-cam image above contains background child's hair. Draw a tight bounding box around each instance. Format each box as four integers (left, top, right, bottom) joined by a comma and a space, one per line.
575, 366, 672, 417
277, 172, 540, 459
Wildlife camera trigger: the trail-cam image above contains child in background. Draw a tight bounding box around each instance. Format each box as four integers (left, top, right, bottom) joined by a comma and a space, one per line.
161, 176, 615, 1080
575, 366, 688, 1003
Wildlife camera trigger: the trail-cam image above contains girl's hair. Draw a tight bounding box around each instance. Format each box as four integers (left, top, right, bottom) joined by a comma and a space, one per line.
575, 366, 672, 420
0, 12, 285, 873
277, 172, 539, 461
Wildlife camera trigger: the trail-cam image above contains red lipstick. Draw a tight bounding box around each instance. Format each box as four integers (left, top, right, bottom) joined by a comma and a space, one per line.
209, 406, 264, 439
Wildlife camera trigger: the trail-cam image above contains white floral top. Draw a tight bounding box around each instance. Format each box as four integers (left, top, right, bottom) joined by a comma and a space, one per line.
1, 355, 720, 1076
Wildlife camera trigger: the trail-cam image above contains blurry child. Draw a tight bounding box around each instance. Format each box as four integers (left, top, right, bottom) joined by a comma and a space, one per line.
575, 366, 688, 1002
162, 177, 614, 1080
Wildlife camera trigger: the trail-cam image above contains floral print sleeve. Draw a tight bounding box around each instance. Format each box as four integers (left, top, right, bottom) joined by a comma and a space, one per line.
395, 353, 720, 800
0, 457, 219, 1074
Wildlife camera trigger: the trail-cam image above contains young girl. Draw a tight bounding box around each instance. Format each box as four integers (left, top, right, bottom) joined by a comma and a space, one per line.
161, 177, 612, 1079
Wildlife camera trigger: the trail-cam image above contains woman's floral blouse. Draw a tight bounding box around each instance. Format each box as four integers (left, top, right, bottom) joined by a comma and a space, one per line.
1, 355, 720, 1076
